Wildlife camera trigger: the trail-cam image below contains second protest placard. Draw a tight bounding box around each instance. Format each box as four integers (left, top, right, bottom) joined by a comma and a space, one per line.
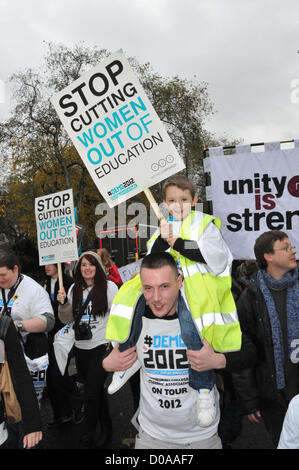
35, 189, 78, 265
51, 52, 185, 207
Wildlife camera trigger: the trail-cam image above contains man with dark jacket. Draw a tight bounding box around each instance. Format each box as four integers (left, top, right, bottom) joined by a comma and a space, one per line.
0, 316, 42, 448
0, 250, 54, 446
232, 230, 298, 447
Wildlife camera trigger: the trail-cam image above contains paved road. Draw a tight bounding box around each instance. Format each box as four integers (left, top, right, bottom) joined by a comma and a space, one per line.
39, 372, 275, 450
41, 378, 138, 450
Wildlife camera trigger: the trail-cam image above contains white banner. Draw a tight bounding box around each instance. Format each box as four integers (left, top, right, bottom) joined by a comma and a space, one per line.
35, 189, 79, 265
51, 52, 185, 207
204, 143, 299, 259
118, 259, 142, 283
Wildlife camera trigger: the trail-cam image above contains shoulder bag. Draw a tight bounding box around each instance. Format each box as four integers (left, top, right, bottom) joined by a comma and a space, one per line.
0, 315, 22, 424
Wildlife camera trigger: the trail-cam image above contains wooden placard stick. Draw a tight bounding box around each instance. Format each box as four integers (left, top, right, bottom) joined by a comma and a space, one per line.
143, 188, 165, 221
143, 189, 177, 254
57, 262, 64, 291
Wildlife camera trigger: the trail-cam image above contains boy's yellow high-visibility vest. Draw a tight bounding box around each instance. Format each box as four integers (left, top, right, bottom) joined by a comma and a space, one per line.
105, 211, 241, 352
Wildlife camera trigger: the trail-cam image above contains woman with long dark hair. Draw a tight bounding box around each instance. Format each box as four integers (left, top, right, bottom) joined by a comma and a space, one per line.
57, 251, 118, 448
43, 263, 79, 428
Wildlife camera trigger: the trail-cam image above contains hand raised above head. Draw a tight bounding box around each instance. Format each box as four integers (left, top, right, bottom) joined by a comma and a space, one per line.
160, 220, 177, 247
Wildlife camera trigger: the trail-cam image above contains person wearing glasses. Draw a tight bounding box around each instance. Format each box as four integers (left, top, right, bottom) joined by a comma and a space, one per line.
232, 230, 298, 447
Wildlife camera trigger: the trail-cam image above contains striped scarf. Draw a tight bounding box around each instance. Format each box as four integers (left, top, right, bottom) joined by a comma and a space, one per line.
257, 268, 299, 389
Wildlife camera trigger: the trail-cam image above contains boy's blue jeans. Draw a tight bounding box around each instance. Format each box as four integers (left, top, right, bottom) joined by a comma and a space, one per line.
118, 293, 215, 391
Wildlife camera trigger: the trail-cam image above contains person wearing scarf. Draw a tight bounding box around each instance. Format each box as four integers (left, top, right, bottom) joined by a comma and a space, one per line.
257, 268, 299, 390
232, 230, 298, 447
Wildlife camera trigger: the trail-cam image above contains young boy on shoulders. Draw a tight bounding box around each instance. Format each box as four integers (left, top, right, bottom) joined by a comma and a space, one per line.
106, 175, 241, 427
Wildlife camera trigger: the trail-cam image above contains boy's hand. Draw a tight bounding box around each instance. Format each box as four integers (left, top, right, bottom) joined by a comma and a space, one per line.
187, 339, 226, 371
102, 344, 137, 372
160, 220, 177, 247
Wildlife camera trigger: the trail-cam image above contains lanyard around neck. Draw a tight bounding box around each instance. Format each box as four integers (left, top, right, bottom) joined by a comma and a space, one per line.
1, 274, 23, 315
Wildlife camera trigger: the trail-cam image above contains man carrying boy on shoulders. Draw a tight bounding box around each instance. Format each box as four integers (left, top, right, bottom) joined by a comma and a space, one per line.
106, 175, 241, 428
104, 252, 253, 449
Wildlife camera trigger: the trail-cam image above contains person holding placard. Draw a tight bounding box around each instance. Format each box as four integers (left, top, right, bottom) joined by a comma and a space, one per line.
0, 251, 55, 334
57, 251, 118, 449
106, 175, 241, 428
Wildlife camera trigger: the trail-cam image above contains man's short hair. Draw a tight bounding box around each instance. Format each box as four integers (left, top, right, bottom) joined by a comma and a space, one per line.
0, 251, 20, 270
162, 175, 196, 200
141, 252, 179, 276
254, 230, 288, 269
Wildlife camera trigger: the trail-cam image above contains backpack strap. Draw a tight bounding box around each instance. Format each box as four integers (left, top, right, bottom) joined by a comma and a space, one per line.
0, 315, 12, 340
74, 287, 94, 326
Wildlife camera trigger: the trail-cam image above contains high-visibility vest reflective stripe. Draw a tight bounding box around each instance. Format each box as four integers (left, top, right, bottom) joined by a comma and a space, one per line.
106, 211, 241, 352
147, 211, 240, 352
171, 211, 240, 352
105, 274, 142, 343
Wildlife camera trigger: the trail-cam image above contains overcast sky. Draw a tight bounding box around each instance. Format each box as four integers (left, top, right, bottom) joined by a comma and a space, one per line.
1, 0, 299, 147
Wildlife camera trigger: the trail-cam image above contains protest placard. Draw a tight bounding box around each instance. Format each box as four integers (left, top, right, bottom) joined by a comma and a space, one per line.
35, 189, 78, 266
51, 52, 185, 208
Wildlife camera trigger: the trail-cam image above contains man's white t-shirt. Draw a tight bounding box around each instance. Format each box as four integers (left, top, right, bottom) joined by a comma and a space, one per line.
137, 313, 220, 444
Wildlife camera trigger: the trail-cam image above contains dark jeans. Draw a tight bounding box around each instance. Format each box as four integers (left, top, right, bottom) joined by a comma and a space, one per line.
119, 294, 215, 391
74, 344, 111, 439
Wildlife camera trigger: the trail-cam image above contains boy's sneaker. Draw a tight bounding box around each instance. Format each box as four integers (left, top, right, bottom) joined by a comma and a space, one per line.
196, 388, 216, 427
108, 360, 141, 395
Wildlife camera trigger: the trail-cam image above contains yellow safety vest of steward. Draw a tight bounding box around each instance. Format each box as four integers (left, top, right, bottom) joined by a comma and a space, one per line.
105, 211, 241, 352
